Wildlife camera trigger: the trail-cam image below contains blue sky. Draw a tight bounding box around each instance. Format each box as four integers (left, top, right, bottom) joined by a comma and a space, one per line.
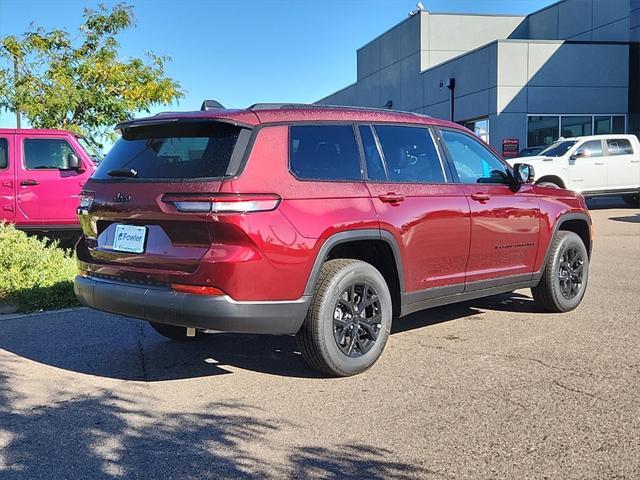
0, 0, 556, 128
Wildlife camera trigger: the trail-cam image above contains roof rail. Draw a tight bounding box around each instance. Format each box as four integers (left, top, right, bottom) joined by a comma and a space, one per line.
315, 104, 425, 117
201, 100, 225, 110
247, 103, 426, 117
247, 103, 310, 110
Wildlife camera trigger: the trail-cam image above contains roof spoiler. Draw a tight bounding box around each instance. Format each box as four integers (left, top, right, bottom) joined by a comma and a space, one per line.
201, 100, 225, 110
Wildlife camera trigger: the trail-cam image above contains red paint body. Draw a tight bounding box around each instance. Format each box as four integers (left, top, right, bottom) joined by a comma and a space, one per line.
76, 107, 591, 303
0, 128, 96, 231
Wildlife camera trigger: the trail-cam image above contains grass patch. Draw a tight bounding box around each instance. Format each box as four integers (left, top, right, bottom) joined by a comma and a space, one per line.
0, 222, 79, 312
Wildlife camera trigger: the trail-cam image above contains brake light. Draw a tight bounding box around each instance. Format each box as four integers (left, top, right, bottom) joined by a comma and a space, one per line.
162, 193, 281, 213
171, 284, 226, 296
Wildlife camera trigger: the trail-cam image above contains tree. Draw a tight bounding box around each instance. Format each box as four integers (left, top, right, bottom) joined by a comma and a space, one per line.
0, 3, 184, 149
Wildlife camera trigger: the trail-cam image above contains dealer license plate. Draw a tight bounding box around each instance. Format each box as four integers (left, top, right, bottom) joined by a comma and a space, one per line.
113, 224, 147, 253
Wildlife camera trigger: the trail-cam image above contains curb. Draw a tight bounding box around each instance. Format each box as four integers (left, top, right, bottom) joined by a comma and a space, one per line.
0, 306, 89, 322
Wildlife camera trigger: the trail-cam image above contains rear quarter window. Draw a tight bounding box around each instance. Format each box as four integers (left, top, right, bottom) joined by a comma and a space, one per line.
92, 121, 246, 180
289, 125, 362, 181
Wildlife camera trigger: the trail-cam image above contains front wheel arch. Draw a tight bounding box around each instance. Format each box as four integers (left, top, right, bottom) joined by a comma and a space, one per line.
536, 175, 566, 189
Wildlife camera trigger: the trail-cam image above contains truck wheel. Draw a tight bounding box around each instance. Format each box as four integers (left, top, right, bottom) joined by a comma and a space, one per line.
149, 322, 202, 341
532, 231, 589, 313
537, 181, 561, 189
622, 193, 639, 207
296, 259, 393, 377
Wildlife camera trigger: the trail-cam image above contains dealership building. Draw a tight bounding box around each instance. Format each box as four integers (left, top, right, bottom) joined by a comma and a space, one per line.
318, 0, 640, 154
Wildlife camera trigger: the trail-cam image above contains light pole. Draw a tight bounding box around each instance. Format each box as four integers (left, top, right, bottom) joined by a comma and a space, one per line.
13, 55, 21, 129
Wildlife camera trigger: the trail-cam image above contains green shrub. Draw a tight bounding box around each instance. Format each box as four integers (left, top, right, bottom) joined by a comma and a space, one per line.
0, 222, 79, 312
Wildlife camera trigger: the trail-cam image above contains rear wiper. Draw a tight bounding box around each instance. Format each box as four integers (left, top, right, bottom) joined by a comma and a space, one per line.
107, 168, 138, 178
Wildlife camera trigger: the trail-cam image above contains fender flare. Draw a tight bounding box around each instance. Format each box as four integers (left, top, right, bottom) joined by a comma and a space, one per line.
535, 212, 592, 279
303, 229, 405, 296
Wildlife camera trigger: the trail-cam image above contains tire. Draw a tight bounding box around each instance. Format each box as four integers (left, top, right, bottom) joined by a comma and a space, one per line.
149, 322, 202, 341
537, 181, 561, 189
296, 259, 393, 377
532, 231, 589, 313
622, 193, 639, 207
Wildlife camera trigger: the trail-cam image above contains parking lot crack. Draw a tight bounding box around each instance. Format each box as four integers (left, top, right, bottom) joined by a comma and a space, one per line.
418, 342, 605, 378
137, 323, 149, 383
551, 379, 605, 402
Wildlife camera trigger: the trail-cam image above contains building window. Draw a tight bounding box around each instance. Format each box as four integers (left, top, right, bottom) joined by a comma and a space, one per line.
561, 116, 592, 138
594, 116, 611, 134
612, 116, 626, 134
595, 115, 626, 135
463, 118, 490, 144
528, 116, 559, 147
528, 115, 627, 146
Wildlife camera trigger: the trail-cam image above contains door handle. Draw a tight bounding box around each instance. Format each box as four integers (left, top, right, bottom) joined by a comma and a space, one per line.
378, 192, 405, 204
20, 179, 39, 186
1, 181, 12, 188
594, 162, 605, 166
470, 193, 490, 202
3, 205, 14, 212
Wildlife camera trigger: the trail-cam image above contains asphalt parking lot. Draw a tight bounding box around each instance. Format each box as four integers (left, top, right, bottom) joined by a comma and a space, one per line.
0, 198, 638, 479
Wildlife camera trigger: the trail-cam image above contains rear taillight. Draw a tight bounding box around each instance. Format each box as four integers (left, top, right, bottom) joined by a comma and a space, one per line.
78, 191, 95, 213
162, 193, 281, 213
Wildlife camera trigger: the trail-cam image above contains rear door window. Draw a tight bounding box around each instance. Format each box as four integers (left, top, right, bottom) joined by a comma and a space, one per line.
289, 125, 362, 181
606, 139, 634, 156
0, 138, 8, 169
373, 125, 445, 183
24, 138, 75, 170
92, 121, 246, 180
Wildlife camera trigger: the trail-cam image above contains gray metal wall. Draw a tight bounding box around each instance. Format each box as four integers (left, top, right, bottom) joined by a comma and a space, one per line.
420, 13, 525, 68
632, 0, 640, 41
521, 0, 631, 41
416, 40, 628, 149
490, 41, 629, 148
317, 0, 636, 146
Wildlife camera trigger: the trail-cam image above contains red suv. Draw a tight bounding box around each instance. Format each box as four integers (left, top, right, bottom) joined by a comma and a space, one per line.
74, 103, 592, 376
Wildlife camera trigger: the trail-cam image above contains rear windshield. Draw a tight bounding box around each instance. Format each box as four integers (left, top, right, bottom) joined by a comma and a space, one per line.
92, 121, 246, 180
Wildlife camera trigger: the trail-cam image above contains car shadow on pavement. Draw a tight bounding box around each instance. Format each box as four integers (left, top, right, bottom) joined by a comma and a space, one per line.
585, 197, 631, 210
608, 213, 640, 223
0, 363, 428, 478
0, 291, 540, 382
469, 292, 543, 314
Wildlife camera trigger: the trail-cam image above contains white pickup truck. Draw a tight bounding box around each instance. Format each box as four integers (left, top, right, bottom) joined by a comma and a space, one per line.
508, 134, 640, 206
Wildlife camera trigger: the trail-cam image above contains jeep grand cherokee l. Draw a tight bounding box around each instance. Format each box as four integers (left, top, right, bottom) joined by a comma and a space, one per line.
74, 103, 592, 377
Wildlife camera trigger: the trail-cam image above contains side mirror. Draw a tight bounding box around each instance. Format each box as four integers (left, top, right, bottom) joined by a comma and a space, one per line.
513, 163, 535, 184
570, 148, 588, 160
64, 153, 83, 171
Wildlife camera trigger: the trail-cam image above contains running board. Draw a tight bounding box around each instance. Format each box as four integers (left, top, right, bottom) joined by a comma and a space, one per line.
399, 280, 537, 317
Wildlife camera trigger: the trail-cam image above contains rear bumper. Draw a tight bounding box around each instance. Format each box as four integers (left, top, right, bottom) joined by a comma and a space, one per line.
74, 275, 310, 335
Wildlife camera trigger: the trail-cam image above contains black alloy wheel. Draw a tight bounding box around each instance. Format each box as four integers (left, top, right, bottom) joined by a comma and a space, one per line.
332, 282, 382, 358
557, 246, 584, 300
